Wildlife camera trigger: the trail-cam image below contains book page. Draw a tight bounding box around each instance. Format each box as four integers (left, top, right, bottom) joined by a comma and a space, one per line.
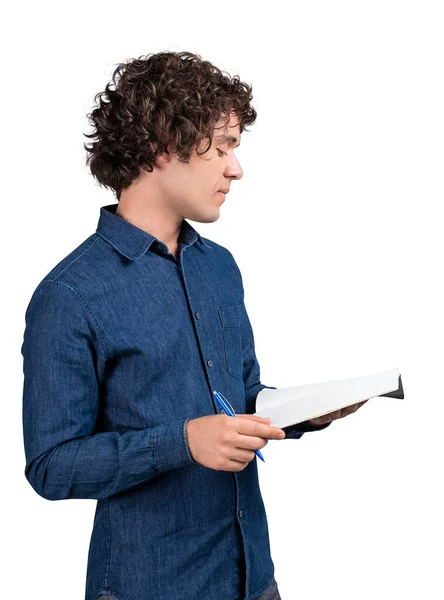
255, 368, 401, 428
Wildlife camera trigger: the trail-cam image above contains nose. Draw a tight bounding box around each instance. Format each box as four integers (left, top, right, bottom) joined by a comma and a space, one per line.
224, 154, 243, 181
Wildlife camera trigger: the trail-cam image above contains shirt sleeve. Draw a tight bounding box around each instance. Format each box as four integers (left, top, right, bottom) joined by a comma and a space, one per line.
228, 251, 331, 440
21, 280, 195, 502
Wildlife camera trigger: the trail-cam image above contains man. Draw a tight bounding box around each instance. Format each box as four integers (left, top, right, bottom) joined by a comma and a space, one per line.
21, 51, 367, 600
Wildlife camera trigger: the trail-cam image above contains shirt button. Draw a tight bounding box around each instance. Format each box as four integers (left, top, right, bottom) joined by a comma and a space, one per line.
239, 510, 243, 518
207, 359, 213, 367
195, 312, 201, 320
219, 408, 224, 414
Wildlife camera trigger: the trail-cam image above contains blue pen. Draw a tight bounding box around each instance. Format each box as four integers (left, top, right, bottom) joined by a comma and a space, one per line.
212, 390, 265, 463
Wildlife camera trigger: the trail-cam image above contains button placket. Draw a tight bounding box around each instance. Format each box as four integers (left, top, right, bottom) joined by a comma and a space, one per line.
179, 256, 220, 414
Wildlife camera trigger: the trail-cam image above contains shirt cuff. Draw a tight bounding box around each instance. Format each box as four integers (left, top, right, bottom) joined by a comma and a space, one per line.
153, 419, 197, 472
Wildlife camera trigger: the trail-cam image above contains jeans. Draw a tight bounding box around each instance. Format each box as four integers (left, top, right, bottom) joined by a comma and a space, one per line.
254, 576, 282, 600
96, 576, 282, 600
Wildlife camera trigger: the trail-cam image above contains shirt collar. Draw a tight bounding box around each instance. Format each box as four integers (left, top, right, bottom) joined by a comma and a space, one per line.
96, 204, 212, 261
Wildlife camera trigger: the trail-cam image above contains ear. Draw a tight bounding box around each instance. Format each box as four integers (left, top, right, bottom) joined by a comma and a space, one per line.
150, 140, 174, 165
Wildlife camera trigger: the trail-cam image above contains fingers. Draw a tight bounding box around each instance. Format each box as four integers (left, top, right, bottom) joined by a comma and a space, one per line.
310, 417, 332, 425
237, 415, 271, 423
230, 448, 257, 463
235, 436, 270, 451
311, 409, 340, 425
236, 416, 285, 440
341, 405, 358, 417
337, 400, 368, 419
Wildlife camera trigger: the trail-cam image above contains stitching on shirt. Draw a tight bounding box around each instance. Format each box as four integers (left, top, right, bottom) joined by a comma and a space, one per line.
41, 280, 111, 360
152, 426, 163, 472
67, 441, 82, 498
199, 235, 214, 249
105, 497, 112, 588
223, 247, 244, 297
52, 236, 100, 280
95, 229, 151, 260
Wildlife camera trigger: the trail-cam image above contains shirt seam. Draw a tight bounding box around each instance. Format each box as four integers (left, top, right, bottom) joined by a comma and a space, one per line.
105, 497, 112, 588
51, 235, 100, 281
223, 247, 244, 298
152, 425, 163, 472
39, 279, 111, 360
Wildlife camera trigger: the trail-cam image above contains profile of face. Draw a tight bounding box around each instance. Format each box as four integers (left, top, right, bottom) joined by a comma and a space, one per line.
157, 111, 243, 223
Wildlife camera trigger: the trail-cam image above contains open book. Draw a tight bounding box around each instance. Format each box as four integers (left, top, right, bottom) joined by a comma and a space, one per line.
254, 368, 404, 428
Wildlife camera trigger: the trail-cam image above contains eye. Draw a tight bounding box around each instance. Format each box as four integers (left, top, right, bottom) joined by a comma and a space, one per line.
217, 148, 228, 157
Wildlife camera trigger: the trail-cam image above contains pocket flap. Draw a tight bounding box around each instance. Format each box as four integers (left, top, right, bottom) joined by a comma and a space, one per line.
218, 304, 242, 328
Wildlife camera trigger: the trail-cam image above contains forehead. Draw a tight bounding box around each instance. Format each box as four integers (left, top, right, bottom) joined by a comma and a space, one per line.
213, 112, 241, 145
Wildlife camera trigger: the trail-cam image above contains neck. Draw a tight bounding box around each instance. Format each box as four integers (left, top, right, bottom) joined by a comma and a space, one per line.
116, 194, 183, 253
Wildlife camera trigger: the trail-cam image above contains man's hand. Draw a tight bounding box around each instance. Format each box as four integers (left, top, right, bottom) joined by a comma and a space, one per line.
185, 414, 286, 472
307, 399, 369, 426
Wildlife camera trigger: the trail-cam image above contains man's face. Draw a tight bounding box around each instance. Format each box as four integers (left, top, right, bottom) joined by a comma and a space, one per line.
160, 111, 243, 223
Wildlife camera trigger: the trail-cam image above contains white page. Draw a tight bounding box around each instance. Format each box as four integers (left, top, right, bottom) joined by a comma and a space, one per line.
254, 368, 401, 428
258, 382, 333, 410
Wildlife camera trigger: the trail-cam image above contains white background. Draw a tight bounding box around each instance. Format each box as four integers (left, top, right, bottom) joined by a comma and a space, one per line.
3, 1, 443, 598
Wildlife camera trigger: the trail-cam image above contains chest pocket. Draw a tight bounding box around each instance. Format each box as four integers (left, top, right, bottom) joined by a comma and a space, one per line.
218, 304, 243, 381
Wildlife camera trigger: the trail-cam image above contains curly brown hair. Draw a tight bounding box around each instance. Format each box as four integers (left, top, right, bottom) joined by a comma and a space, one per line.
83, 51, 257, 201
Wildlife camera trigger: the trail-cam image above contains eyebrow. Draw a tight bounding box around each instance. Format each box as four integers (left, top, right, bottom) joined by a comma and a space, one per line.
214, 134, 241, 147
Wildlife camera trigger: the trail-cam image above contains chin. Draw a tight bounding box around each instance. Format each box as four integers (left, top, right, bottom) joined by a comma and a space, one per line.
208, 209, 221, 223
189, 208, 220, 224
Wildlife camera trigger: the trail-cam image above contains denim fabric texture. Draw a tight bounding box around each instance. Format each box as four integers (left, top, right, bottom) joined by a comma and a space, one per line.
97, 575, 281, 600
21, 204, 330, 600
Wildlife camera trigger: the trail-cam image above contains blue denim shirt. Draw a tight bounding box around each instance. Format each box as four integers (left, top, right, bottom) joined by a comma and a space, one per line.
21, 203, 330, 600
